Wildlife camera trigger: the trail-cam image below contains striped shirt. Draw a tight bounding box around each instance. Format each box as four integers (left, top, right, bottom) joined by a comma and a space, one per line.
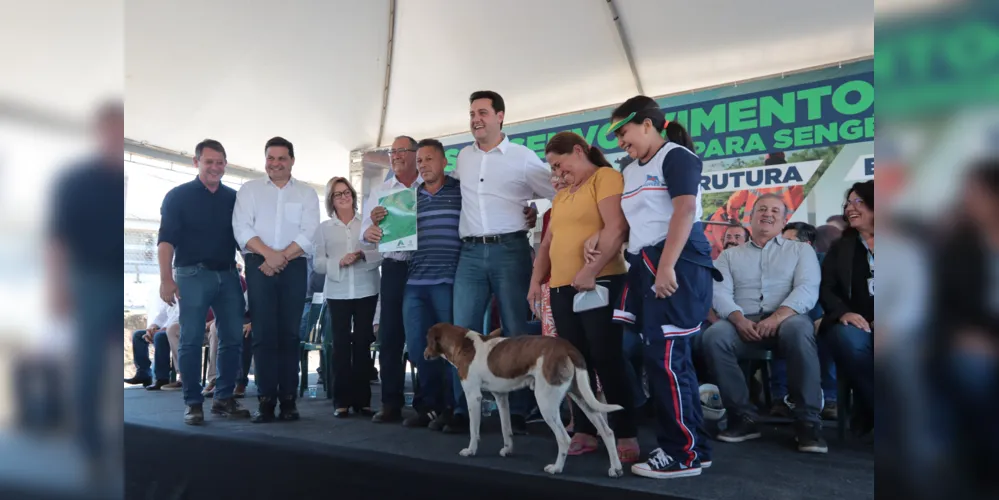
408, 176, 462, 285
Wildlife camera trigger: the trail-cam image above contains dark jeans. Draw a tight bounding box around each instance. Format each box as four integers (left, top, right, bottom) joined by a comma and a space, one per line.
622, 327, 648, 408
328, 295, 378, 410
131, 329, 171, 382
452, 236, 535, 417
403, 283, 455, 414
549, 274, 637, 439
175, 264, 246, 406
245, 254, 307, 400
378, 259, 410, 410
238, 333, 253, 386
831, 324, 874, 414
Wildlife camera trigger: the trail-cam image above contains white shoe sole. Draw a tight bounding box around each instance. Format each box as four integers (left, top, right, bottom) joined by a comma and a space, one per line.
797, 443, 829, 453
631, 464, 702, 479
716, 432, 761, 443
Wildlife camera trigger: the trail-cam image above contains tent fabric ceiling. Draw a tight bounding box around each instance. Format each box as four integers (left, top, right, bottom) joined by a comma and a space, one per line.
124, 0, 873, 184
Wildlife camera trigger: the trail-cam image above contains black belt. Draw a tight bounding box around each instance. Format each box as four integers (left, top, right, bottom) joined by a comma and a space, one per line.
461, 231, 527, 244
196, 261, 237, 272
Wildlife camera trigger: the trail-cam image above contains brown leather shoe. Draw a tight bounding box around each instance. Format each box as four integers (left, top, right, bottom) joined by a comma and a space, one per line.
211, 397, 251, 418
251, 396, 277, 424
278, 397, 300, 421
372, 407, 403, 423
184, 405, 204, 425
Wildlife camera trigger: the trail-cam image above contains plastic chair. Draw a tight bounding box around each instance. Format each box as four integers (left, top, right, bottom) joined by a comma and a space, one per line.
299, 299, 329, 397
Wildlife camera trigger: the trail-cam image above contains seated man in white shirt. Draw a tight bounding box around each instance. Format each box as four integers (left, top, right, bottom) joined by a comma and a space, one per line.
125, 295, 176, 389
701, 194, 827, 453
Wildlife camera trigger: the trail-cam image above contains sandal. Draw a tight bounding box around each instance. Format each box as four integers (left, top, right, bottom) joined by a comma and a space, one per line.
333, 408, 349, 418
567, 433, 598, 455
616, 438, 641, 464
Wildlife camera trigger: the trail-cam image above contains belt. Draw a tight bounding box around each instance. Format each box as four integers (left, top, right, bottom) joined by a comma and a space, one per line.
461, 231, 527, 244
195, 261, 237, 272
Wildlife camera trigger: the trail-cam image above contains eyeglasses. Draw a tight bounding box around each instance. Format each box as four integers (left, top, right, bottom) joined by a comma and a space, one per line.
332, 190, 352, 199
846, 198, 866, 207
388, 148, 415, 155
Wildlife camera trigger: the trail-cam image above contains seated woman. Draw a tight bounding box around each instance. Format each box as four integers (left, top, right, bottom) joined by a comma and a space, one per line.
819, 180, 875, 435
528, 131, 639, 463
314, 177, 382, 418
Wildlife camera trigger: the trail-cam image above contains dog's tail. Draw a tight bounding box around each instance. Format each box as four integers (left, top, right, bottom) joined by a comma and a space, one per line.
571, 368, 623, 414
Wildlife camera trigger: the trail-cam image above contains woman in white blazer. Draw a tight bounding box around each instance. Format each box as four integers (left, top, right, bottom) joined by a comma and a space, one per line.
313, 176, 382, 417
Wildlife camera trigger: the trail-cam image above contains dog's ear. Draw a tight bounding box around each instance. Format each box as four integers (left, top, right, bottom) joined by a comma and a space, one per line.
485, 328, 503, 339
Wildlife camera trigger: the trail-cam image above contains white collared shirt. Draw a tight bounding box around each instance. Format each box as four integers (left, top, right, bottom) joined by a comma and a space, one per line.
360, 172, 423, 261
314, 213, 382, 300
452, 135, 556, 238
147, 298, 179, 330
232, 177, 321, 257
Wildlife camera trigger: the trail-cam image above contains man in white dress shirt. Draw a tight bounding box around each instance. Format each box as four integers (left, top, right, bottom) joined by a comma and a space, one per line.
361, 135, 422, 423
444, 91, 556, 435
233, 136, 321, 423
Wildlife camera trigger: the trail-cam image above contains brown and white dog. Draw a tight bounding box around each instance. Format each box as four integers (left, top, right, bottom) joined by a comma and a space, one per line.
424, 323, 625, 477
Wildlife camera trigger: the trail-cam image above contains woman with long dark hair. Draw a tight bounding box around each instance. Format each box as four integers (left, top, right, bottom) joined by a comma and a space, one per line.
527, 131, 638, 464
607, 96, 717, 479
819, 180, 875, 435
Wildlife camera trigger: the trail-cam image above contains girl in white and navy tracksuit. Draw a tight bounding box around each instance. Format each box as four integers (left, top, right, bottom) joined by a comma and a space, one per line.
608, 96, 721, 479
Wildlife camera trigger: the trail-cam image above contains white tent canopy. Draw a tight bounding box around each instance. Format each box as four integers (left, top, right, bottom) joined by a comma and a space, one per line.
123, 0, 872, 184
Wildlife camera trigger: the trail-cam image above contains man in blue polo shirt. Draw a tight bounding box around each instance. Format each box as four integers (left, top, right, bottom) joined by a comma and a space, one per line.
158, 139, 250, 425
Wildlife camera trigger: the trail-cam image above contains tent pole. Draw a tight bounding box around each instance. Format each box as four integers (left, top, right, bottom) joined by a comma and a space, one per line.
605, 0, 644, 96
375, 0, 398, 149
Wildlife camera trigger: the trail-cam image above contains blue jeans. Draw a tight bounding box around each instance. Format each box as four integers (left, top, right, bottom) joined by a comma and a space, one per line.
245, 255, 308, 401
131, 329, 171, 382
299, 303, 312, 341
71, 270, 120, 462
403, 283, 455, 413
831, 324, 873, 412
452, 236, 535, 417
175, 264, 246, 406
770, 330, 837, 403
622, 327, 647, 408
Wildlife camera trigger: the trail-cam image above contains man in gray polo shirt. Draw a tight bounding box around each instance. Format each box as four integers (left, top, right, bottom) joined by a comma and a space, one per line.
701, 194, 827, 454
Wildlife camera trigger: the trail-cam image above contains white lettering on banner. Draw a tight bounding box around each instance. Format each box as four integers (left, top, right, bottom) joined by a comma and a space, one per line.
700, 160, 823, 194
846, 155, 875, 181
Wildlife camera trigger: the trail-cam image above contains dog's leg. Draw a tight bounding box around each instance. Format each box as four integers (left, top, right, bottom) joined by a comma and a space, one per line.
538, 382, 571, 475
460, 386, 482, 457
573, 393, 624, 478
494, 392, 514, 457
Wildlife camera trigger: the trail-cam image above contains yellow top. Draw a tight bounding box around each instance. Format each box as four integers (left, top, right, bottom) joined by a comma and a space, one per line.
548, 167, 628, 288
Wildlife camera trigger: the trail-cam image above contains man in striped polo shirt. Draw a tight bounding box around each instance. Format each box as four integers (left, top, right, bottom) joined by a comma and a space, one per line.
400, 138, 463, 429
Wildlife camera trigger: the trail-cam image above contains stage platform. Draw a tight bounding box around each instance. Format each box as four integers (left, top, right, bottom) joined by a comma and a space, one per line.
124, 377, 873, 500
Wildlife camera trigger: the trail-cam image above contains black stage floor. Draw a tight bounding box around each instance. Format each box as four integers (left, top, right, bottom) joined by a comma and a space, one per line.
124, 377, 873, 500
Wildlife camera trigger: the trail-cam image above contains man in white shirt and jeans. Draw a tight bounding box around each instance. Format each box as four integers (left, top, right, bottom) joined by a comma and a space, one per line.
233, 136, 321, 423
444, 91, 556, 435
362, 135, 422, 423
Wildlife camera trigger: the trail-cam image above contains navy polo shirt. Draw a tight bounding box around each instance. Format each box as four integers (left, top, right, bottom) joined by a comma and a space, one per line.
158, 176, 239, 268
49, 158, 124, 273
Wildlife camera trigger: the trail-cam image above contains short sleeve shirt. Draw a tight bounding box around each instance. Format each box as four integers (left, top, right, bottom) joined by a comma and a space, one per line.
548, 168, 628, 288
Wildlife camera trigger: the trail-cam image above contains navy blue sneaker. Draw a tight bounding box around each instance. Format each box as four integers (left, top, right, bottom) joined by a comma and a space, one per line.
630, 448, 702, 479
